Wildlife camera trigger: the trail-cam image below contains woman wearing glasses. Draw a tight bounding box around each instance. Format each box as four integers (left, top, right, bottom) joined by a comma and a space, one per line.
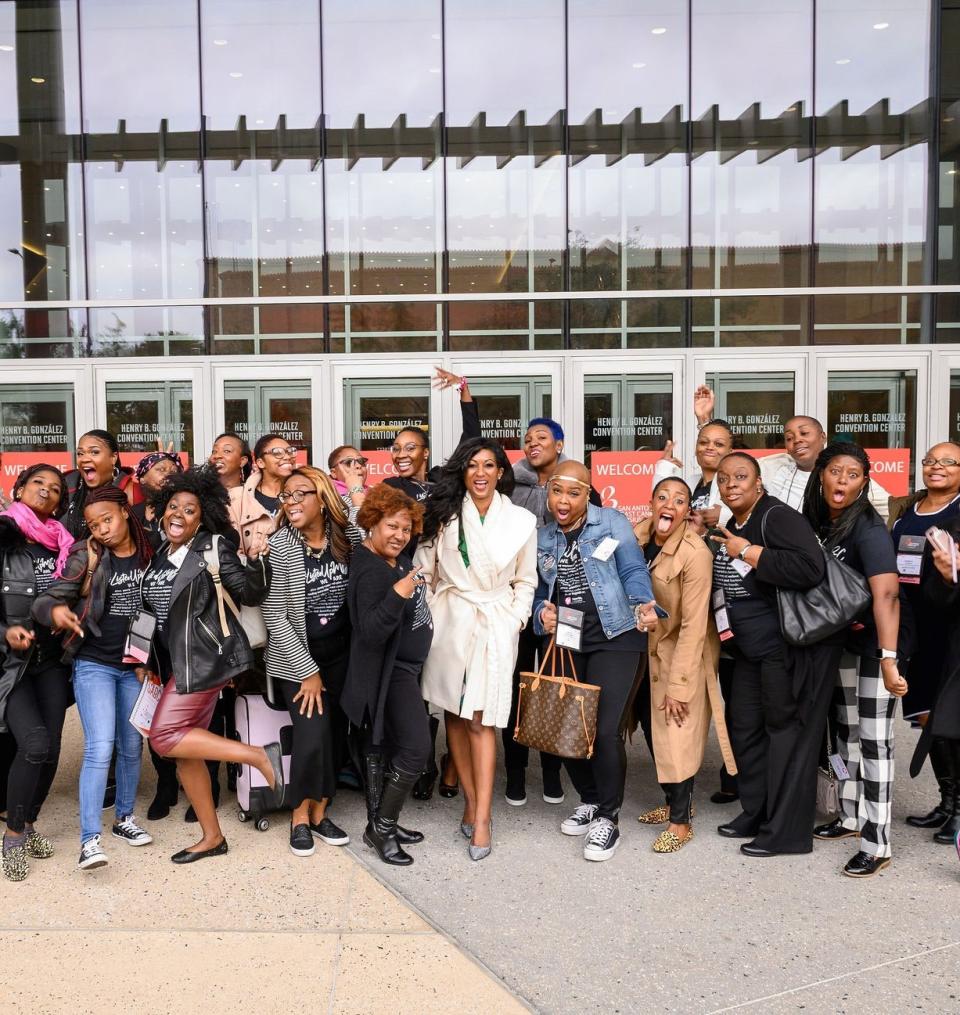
263, 467, 358, 857
227, 433, 298, 559
328, 446, 371, 525
890, 442, 960, 834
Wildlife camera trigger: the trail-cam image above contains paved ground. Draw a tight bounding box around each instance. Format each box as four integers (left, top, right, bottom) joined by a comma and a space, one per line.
3, 714, 957, 1014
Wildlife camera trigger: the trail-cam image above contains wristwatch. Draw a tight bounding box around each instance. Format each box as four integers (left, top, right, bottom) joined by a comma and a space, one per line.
737, 544, 751, 561
875, 648, 898, 660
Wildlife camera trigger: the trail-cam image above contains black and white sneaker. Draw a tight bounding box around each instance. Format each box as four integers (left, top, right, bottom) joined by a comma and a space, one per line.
583, 817, 620, 862
310, 817, 350, 847
78, 835, 108, 871
560, 803, 598, 836
112, 815, 153, 846
290, 822, 316, 857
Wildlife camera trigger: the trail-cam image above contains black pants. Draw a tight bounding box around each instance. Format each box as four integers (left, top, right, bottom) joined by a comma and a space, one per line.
717, 655, 738, 795
502, 622, 561, 778
4, 663, 71, 833
379, 667, 432, 776
277, 635, 349, 809
661, 777, 694, 824
0, 730, 17, 814
729, 644, 839, 853
562, 648, 643, 822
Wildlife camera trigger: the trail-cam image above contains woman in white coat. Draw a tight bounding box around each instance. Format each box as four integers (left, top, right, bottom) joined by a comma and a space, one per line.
416, 438, 537, 861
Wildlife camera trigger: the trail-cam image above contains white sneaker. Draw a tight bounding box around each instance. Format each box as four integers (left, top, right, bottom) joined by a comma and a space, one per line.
78, 835, 108, 871
112, 815, 153, 847
583, 817, 620, 862
560, 803, 598, 836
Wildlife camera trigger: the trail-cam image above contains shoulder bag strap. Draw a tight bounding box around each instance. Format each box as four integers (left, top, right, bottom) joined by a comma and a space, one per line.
203, 534, 241, 636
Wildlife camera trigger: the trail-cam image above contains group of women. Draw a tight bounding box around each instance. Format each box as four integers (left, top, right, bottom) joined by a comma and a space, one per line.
1, 377, 958, 881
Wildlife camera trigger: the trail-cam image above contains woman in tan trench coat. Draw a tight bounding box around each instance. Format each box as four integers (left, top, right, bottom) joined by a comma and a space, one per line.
634, 477, 736, 853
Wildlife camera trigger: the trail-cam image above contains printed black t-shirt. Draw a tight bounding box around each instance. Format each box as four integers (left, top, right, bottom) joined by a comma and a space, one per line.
691, 479, 712, 513
78, 552, 146, 666
141, 552, 178, 646
394, 557, 433, 673
254, 488, 280, 516
303, 544, 350, 641
25, 543, 62, 663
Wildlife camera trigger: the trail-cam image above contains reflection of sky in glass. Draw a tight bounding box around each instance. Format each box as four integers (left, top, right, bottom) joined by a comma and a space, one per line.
693, 0, 811, 119
80, 0, 199, 132
201, 0, 321, 129
446, 0, 564, 125
568, 0, 686, 123
86, 161, 203, 299
324, 0, 441, 128
447, 156, 564, 289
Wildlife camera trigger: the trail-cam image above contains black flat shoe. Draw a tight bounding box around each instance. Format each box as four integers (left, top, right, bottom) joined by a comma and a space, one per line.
905, 806, 949, 829
171, 839, 228, 864
437, 753, 459, 799
710, 790, 739, 805
842, 850, 890, 878
813, 818, 858, 840
740, 842, 779, 857
717, 822, 757, 839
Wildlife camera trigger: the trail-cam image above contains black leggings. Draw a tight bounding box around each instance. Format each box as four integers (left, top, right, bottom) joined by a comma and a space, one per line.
355, 667, 431, 777
5, 663, 71, 834
563, 649, 644, 822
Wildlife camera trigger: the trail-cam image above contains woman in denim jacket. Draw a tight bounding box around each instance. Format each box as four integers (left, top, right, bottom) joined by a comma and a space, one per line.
532, 461, 659, 862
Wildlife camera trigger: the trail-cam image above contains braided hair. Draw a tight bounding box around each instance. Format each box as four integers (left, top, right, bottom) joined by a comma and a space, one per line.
84, 484, 153, 567
802, 441, 877, 546
149, 466, 236, 539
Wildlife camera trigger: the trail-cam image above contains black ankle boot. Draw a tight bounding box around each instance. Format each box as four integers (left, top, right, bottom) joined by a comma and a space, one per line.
363, 766, 418, 866
907, 738, 952, 828
147, 777, 179, 821
934, 741, 960, 845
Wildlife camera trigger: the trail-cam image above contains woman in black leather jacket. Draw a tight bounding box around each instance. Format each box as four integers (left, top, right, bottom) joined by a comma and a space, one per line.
142, 468, 285, 864
0, 465, 73, 882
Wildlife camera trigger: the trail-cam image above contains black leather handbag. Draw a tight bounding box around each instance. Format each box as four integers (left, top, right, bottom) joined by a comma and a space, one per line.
761, 514, 871, 647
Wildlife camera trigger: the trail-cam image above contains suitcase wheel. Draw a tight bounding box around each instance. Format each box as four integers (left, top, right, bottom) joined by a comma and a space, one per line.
256, 817, 270, 832
237, 809, 249, 823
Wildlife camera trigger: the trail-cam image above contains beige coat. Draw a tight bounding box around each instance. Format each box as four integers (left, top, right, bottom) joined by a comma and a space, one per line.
634, 518, 736, 784
415, 493, 537, 728
228, 472, 281, 558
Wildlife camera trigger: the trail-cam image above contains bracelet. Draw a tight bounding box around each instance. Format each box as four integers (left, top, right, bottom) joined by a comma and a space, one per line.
349, 485, 364, 494
457, 375, 468, 392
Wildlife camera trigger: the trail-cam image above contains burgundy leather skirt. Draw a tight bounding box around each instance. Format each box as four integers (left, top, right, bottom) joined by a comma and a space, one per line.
149, 679, 222, 757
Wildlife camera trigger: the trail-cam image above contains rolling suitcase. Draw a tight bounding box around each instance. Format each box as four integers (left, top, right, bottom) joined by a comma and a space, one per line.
234, 693, 293, 831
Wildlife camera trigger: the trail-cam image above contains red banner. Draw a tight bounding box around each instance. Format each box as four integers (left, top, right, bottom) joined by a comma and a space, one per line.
589, 451, 664, 524
864, 448, 911, 498
363, 450, 399, 484
0, 453, 74, 502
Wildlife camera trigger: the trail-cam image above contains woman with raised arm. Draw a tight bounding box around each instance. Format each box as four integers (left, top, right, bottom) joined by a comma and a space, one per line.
416, 438, 538, 861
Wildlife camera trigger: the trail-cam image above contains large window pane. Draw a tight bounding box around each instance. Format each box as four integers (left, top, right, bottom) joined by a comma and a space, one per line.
0, 382, 74, 500
814, 1, 930, 339
0, 0, 85, 353
691, 0, 813, 343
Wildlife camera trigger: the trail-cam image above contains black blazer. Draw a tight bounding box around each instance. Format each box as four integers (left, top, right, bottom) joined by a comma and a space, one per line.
342, 544, 411, 744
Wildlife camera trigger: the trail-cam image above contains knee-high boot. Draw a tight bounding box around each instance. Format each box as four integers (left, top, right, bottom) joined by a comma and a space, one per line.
934, 740, 960, 844
363, 751, 423, 846
907, 737, 952, 828
364, 766, 418, 866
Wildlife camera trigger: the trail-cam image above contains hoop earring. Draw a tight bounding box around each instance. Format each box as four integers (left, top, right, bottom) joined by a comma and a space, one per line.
112, 465, 121, 479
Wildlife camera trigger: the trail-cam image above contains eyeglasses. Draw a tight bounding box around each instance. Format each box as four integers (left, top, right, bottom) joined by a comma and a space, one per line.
336, 456, 369, 469
278, 489, 318, 505
390, 443, 426, 455
922, 457, 960, 468
262, 447, 298, 460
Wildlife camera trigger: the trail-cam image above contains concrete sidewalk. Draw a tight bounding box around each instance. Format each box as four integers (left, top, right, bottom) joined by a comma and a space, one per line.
2, 714, 526, 1014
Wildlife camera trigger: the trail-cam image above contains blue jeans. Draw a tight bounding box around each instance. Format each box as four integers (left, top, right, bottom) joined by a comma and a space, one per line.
72, 659, 145, 845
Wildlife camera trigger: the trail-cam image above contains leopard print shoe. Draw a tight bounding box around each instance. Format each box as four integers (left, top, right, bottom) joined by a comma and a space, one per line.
652, 828, 694, 853
637, 805, 669, 825
2, 844, 29, 881
24, 830, 55, 859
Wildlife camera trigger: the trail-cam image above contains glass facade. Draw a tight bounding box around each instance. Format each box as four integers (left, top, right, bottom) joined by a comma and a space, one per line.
0, 0, 952, 355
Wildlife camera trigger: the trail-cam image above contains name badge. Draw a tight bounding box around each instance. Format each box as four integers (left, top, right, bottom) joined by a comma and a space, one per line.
896, 534, 924, 585
592, 537, 619, 562
730, 557, 753, 579
556, 606, 584, 651
712, 589, 733, 642
829, 753, 850, 780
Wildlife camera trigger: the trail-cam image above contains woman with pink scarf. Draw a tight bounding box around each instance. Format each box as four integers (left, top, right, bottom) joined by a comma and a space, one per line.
0, 464, 73, 882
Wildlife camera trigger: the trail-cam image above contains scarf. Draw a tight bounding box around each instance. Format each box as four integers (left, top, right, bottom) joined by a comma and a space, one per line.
2, 501, 75, 577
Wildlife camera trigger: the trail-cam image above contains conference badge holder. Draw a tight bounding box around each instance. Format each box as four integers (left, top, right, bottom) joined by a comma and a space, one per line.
895, 533, 924, 585
712, 588, 733, 642
556, 606, 584, 652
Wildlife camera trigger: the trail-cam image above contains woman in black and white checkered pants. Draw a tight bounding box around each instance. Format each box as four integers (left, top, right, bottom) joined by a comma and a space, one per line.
803, 443, 908, 879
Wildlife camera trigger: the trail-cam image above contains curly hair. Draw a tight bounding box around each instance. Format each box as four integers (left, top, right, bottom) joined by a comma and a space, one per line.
149, 466, 236, 539
84, 485, 153, 567
422, 438, 515, 542
802, 441, 877, 546
357, 484, 424, 536
281, 466, 353, 564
